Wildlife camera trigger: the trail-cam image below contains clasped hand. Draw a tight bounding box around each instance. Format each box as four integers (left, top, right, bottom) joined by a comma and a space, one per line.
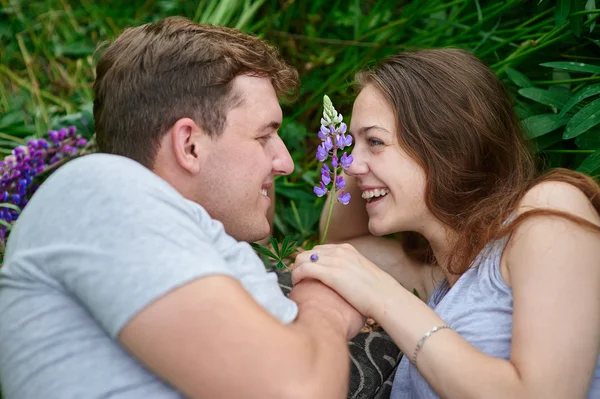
292, 243, 399, 320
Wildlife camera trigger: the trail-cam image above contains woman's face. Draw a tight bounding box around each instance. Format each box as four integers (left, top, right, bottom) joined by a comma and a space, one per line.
346, 84, 430, 236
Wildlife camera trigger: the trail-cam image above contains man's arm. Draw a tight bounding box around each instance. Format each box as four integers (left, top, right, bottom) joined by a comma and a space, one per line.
120, 275, 360, 399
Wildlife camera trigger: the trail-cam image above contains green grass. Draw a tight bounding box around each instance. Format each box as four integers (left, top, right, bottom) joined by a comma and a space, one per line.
0, 0, 599, 248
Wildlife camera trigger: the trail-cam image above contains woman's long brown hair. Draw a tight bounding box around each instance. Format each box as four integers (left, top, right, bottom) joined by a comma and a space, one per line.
356, 48, 600, 275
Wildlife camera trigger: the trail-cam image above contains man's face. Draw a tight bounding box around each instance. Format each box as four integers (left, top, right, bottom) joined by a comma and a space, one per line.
194, 75, 293, 242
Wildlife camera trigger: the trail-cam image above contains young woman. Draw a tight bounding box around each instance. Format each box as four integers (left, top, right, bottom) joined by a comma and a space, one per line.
293, 49, 600, 398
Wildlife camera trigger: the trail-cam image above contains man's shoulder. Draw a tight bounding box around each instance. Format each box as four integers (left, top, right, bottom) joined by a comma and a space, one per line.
51, 153, 158, 187
35, 153, 183, 208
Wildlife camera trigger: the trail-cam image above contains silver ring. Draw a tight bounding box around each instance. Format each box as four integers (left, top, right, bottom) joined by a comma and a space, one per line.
310, 253, 319, 262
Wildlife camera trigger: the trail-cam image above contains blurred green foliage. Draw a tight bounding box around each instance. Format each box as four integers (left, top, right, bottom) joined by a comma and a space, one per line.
0, 0, 599, 252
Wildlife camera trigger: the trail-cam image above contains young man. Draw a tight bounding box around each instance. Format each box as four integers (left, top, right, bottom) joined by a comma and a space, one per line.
0, 17, 364, 398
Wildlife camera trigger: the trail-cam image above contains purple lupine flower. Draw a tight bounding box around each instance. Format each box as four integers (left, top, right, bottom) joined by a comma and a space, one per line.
321, 168, 331, 185
316, 144, 328, 162
318, 126, 329, 140
344, 134, 353, 147
338, 190, 351, 205
340, 153, 353, 170
313, 95, 354, 215
313, 181, 327, 197
335, 175, 346, 190
0, 123, 90, 247
331, 154, 338, 168
58, 128, 68, 141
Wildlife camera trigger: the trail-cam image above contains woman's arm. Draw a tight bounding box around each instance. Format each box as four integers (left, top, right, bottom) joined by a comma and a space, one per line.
319, 173, 371, 242
404, 181, 600, 398
294, 181, 600, 399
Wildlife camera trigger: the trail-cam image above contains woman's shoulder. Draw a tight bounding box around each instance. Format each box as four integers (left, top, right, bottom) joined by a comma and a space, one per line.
499, 178, 600, 286
516, 179, 600, 225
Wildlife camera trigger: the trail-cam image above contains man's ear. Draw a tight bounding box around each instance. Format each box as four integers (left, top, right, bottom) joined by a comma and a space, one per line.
170, 118, 206, 174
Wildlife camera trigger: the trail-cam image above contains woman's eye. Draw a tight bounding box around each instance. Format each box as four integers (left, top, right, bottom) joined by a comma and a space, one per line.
368, 138, 384, 147
258, 135, 271, 143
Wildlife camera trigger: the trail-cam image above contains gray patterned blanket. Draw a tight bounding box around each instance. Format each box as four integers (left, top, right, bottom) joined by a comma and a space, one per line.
277, 271, 402, 399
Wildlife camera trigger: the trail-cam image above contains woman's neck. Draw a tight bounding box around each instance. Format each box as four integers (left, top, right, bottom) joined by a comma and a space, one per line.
419, 220, 460, 286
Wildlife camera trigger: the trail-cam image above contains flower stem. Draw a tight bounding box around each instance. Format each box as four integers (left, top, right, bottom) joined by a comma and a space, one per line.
320, 139, 339, 245
320, 169, 337, 245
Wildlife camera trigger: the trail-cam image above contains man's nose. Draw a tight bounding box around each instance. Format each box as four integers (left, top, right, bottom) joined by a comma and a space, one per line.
273, 138, 294, 176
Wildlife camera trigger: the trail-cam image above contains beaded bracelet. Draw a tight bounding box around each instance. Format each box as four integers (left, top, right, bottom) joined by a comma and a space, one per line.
411, 324, 453, 366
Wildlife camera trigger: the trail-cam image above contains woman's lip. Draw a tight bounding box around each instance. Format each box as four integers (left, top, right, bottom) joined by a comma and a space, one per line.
365, 193, 387, 209
359, 185, 389, 191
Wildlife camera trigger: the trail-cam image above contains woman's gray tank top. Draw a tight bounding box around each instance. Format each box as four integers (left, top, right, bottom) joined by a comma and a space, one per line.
390, 237, 600, 398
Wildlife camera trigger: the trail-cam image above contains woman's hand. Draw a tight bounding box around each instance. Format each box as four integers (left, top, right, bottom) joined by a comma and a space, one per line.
292, 243, 401, 318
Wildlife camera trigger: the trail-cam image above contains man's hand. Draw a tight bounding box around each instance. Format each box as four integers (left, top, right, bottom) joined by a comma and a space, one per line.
290, 278, 366, 340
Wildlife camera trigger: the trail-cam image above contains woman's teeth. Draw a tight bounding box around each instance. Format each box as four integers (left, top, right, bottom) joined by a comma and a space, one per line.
260, 188, 268, 196
361, 188, 390, 202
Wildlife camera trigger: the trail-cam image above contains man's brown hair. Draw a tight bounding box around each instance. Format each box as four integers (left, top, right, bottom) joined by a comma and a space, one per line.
93, 16, 299, 168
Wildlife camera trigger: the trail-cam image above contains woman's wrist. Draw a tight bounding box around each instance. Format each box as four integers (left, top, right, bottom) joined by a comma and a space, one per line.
371, 277, 410, 323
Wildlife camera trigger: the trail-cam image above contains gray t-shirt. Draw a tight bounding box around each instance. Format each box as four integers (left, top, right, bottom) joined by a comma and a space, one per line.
0, 153, 298, 399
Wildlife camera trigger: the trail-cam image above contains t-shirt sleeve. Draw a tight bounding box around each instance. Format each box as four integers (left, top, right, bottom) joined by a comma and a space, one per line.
4, 154, 271, 338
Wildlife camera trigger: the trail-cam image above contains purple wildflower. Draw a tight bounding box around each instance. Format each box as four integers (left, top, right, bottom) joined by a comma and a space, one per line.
318, 126, 329, 140
340, 153, 353, 170
339, 123, 347, 134
331, 154, 338, 168
338, 190, 351, 205
321, 169, 331, 185
335, 175, 346, 190
0, 124, 89, 244
313, 182, 327, 197
316, 144, 328, 162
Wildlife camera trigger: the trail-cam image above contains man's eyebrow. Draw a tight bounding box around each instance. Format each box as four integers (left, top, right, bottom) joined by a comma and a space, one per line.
350, 125, 391, 136
258, 121, 281, 133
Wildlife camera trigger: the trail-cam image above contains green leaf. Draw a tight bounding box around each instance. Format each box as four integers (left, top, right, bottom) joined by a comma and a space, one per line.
282, 235, 292, 252
540, 61, 600, 75
0, 219, 12, 229
521, 114, 569, 139
269, 236, 281, 257
505, 67, 533, 88
0, 203, 20, 213
54, 42, 95, 57
570, 0, 585, 37
563, 98, 600, 139
554, 0, 571, 27
586, 0, 597, 33
558, 83, 600, 118
518, 87, 570, 109
250, 242, 278, 260
577, 150, 600, 174
275, 185, 318, 202
576, 127, 600, 149
533, 131, 564, 151
281, 235, 299, 258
